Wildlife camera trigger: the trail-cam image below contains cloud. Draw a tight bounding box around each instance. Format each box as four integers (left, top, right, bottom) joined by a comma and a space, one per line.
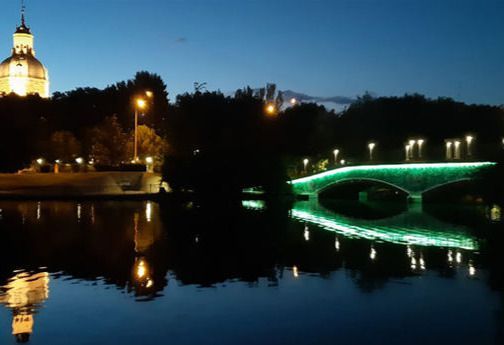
175, 37, 188, 44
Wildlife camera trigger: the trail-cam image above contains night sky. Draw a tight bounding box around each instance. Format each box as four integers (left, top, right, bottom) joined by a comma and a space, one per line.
0, 0, 502, 105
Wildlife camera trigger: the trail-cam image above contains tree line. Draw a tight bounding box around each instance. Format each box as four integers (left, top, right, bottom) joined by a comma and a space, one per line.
0, 71, 502, 198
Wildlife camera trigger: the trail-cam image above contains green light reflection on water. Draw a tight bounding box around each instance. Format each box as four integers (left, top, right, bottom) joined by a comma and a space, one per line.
242, 200, 479, 251
291, 202, 478, 250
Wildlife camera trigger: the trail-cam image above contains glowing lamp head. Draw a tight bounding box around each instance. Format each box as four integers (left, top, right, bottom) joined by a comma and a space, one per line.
303, 158, 309, 166
75, 157, 84, 165
368, 143, 376, 150
136, 98, 147, 109
333, 149, 340, 155
340, 159, 346, 165
145, 157, 154, 164
454, 141, 461, 147
265, 103, 276, 115
290, 98, 297, 105
145, 91, 154, 98
466, 135, 473, 144
446, 141, 452, 148
36, 158, 44, 165
418, 139, 424, 146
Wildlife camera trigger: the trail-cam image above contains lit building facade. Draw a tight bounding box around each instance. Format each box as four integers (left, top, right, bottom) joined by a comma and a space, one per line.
0, 10, 49, 98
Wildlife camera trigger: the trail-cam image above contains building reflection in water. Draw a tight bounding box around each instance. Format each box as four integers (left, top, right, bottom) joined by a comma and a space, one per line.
130, 203, 162, 297
0, 271, 50, 343
489, 204, 502, 222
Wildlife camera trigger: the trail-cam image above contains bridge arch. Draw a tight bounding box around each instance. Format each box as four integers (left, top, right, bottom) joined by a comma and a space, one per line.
420, 178, 473, 195
317, 177, 412, 196
290, 162, 495, 202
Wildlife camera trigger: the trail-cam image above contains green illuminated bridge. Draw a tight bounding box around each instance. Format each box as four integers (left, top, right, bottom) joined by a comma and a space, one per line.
290, 162, 495, 201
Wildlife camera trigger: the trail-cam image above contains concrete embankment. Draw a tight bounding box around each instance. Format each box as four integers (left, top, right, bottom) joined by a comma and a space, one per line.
0, 172, 165, 199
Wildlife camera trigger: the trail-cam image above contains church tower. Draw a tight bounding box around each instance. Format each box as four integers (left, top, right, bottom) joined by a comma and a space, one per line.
0, 1, 50, 98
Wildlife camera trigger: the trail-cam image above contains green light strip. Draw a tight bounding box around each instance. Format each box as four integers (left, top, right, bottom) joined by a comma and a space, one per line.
290, 162, 496, 195
291, 162, 495, 185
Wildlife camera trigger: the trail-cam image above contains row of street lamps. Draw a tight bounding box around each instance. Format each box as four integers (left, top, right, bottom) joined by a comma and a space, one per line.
301, 134, 480, 173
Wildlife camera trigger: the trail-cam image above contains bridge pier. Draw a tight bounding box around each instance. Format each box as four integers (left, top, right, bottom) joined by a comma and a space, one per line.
407, 193, 423, 212
358, 191, 368, 202
408, 193, 423, 203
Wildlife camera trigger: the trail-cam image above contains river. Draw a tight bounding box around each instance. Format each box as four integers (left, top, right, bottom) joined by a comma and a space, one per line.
0, 199, 502, 344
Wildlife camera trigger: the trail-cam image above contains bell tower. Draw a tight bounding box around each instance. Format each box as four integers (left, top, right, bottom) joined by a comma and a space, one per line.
13, 0, 35, 56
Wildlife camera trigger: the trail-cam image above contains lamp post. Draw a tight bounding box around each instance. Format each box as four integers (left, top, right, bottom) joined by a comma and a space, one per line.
368, 142, 376, 161
466, 135, 474, 157
417, 139, 424, 159
333, 149, 340, 164
303, 158, 309, 173
408, 140, 416, 160
446, 141, 453, 160
454, 140, 461, 160
405, 144, 410, 161
133, 98, 147, 162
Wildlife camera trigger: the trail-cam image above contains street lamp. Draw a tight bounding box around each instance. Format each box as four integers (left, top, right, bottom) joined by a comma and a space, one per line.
265, 103, 276, 116
466, 135, 474, 157
408, 140, 416, 160
333, 149, 340, 164
405, 144, 410, 161
446, 141, 453, 160
417, 139, 424, 159
454, 140, 461, 159
303, 158, 309, 173
134, 97, 147, 162
368, 142, 376, 161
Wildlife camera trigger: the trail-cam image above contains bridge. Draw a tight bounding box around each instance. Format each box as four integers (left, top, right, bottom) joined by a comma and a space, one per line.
290, 162, 495, 201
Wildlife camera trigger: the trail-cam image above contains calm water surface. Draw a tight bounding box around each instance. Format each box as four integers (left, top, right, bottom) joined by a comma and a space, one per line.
0, 199, 503, 344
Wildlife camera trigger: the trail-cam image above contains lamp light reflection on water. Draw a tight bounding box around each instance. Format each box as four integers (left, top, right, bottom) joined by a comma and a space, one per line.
304, 225, 310, 241
145, 202, 152, 223
456, 251, 462, 264
370, 247, 377, 260
411, 257, 417, 270
293, 266, 299, 278
419, 256, 426, 270
335, 237, 340, 251
448, 250, 454, 264
468, 263, 476, 277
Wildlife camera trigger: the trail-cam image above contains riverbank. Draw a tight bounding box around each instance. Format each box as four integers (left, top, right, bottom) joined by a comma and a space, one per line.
0, 172, 165, 199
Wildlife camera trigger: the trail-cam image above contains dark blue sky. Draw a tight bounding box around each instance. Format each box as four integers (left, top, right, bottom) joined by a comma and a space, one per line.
1, 0, 503, 104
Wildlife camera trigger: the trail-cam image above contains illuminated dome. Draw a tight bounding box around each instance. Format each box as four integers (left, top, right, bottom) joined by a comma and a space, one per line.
0, 10, 49, 98
0, 53, 48, 80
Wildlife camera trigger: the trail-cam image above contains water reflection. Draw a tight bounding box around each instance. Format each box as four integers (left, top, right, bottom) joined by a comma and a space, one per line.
0, 199, 500, 344
290, 201, 479, 250
0, 271, 49, 343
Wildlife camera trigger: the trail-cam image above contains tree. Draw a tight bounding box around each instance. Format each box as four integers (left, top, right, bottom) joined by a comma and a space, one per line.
48, 131, 81, 162
126, 125, 169, 164
87, 116, 128, 165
